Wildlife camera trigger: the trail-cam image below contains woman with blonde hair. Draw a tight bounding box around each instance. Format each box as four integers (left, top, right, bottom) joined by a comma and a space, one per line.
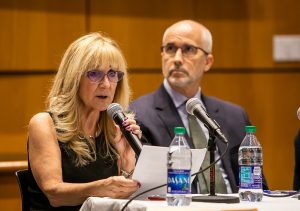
28, 32, 140, 210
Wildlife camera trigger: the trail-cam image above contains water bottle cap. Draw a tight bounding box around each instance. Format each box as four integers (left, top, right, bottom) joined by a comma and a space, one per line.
245, 125, 256, 133
174, 127, 186, 134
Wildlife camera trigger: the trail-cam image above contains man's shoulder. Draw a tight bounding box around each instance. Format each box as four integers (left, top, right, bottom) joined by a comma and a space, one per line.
130, 91, 156, 108
130, 85, 166, 108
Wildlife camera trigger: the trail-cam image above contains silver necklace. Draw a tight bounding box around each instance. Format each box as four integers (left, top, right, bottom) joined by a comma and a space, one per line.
77, 122, 100, 140
77, 134, 96, 140
78, 123, 100, 140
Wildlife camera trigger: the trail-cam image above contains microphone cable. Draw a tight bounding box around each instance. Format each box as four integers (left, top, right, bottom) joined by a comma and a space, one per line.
120, 141, 229, 211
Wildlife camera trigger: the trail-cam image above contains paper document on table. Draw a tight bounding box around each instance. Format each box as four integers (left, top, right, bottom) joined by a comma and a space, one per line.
132, 145, 206, 199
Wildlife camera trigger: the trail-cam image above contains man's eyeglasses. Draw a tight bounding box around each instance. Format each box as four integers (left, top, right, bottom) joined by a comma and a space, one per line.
160, 44, 209, 57
85, 69, 124, 83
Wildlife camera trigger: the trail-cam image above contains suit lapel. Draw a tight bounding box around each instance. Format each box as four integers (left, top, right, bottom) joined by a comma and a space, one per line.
153, 85, 194, 147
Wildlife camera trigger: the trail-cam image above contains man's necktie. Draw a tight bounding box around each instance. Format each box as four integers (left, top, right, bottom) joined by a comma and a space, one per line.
188, 114, 227, 194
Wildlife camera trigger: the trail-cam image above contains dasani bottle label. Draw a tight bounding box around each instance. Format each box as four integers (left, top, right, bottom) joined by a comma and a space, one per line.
167, 169, 191, 194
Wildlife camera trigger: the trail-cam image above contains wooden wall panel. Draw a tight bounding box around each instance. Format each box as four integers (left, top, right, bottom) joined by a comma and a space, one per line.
0, 173, 22, 211
0, 74, 54, 158
128, 71, 163, 99
89, 0, 197, 69
0, 0, 86, 70
89, 0, 300, 69
195, 0, 300, 68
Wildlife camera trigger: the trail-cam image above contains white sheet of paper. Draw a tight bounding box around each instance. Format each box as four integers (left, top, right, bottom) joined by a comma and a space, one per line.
132, 145, 206, 199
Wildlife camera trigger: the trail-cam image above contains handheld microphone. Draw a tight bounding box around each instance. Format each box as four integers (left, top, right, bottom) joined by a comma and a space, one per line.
107, 103, 142, 156
297, 107, 300, 120
186, 98, 228, 144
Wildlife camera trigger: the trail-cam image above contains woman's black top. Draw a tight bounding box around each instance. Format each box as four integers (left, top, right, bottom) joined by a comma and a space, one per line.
27, 134, 118, 211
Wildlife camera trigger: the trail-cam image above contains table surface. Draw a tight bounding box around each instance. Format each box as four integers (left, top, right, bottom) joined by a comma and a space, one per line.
80, 194, 300, 211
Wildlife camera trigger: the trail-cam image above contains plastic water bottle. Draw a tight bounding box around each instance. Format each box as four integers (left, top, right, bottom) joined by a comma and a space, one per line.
238, 125, 263, 202
167, 127, 192, 206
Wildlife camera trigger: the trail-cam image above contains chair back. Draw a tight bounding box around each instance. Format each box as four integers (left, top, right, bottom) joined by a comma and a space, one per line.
15, 169, 29, 211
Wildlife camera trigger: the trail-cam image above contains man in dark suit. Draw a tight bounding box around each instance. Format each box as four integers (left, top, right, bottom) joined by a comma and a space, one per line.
129, 20, 267, 193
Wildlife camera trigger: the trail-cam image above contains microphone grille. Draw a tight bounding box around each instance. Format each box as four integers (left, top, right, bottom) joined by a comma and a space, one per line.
186, 98, 202, 114
297, 107, 300, 120
107, 103, 123, 118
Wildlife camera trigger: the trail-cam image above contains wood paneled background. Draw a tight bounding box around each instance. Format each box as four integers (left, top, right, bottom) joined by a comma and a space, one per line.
1, 0, 300, 210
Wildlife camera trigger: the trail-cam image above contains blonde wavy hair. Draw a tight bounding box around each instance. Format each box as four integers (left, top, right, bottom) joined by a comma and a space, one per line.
46, 32, 131, 166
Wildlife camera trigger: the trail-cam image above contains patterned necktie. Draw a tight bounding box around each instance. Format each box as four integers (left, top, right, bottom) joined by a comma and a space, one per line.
188, 114, 227, 194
